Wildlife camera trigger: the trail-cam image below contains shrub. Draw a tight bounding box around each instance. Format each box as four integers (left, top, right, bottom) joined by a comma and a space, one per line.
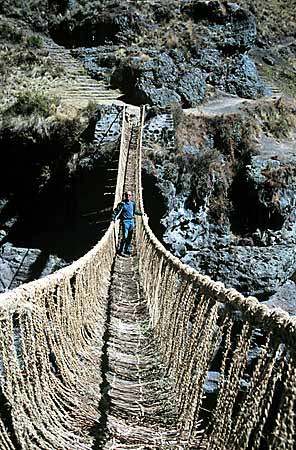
26, 35, 43, 48
6, 91, 59, 117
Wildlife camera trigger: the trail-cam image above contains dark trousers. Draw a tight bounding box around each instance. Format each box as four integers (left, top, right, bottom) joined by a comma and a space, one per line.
119, 219, 134, 254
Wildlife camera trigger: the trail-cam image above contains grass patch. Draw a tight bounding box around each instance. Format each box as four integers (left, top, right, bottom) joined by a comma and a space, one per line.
259, 59, 296, 98
243, 97, 296, 139
0, 20, 24, 43
6, 91, 59, 117
237, 0, 296, 42
26, 34, 43, 48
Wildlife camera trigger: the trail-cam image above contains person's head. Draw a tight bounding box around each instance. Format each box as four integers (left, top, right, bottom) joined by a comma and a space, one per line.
124, 190, 133, 201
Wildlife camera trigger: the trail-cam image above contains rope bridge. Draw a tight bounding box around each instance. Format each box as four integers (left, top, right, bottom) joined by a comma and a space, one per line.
0, 106, 295, 449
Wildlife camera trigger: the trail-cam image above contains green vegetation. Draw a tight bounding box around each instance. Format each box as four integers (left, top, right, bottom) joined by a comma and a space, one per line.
0, 20, 23, 43
237, 0, 296, 42
0, 1, 47, 24
26, 35, 43, 48
260, 60, 296, 98
243, 98, 296, 139
6, 91, 59, 117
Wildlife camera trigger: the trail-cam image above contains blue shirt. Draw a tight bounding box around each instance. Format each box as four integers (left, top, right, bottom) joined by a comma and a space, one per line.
112, 200, 142, 222
121, 200, 135, 220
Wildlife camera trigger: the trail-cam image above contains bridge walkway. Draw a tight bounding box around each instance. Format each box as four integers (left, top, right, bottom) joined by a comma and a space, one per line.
102, 253, 180, 449
98, 118, 201, 448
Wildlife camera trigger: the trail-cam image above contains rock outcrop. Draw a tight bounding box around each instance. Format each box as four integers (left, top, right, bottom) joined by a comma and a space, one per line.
0, 242, 66, 293
142, 99, 296, 302
111, 51, 206, 107
62, 1, 267, 107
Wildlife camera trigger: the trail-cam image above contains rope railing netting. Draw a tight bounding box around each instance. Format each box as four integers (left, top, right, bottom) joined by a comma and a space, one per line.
0, 104, 295, 449
0, 106, 129, 450
136, 106, 296, 449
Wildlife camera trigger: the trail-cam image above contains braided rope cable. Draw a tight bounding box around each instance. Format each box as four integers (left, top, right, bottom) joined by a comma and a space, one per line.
0, 106, 129, 449
136, 105, 296, 448
228, 338, 284, 450
0, 104, 295, 448
269, 350, 296, 450
0, 418, 15, 450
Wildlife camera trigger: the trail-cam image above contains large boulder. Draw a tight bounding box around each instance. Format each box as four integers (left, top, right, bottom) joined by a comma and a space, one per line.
176, 69, 206, 107
111, 52, 206, 107
182, 244, 296, 297
247, 154, 296, 226
262, 280, 296, 315
0, 243, 67, 293
214, 3, 257, 52
226, 54, 267, 98
192, 49, 267, 99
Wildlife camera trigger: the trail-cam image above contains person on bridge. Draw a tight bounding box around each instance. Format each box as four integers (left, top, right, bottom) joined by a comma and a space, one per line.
112, 190, 142, 256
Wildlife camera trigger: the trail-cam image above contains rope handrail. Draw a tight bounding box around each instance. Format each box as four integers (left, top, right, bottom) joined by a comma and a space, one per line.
0, 105, 129, 450
136, 104, 296, 449
136, 105, 296, 343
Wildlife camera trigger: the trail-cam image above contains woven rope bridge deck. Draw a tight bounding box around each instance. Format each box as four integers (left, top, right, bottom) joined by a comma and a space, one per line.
0, 105, 295, 450
103, 254, 180, 448
100, 121, 200, 448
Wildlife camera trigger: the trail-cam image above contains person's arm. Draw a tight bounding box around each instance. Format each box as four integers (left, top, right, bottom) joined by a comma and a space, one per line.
111, 202, 123, 221
133, 201, 143, 216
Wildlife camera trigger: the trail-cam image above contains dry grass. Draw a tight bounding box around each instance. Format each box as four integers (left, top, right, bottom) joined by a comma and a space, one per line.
236, 0, 296, 42
242, 97, 296, 139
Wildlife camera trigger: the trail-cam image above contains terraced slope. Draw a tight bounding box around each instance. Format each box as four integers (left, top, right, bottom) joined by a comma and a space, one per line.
0, 34, 123, 113
43, 38, 122, 109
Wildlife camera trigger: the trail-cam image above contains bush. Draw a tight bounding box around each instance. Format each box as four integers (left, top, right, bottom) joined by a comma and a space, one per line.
6, 91, 59, 117
26, 35, 43, 48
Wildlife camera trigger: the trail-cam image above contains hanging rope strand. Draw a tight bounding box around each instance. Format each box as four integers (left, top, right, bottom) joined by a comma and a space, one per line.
0, 105, 295, 448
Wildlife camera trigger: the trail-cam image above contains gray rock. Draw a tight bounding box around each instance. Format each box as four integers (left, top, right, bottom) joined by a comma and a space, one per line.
0, 243, 67, 293
245, 150, 296, 244
184, 1, 256, 52
0, 230, 7, 245
176, 69, 206, 107
143, 109, 175, 150
182, 244, 296, 297
135, 82, 182, 108
193, 48, 224, 85
214, 5, 257, 52
226, 54, 266, 98
71, 47, 119, 81
262, 280, 296, 316
111, 52, 206, 107
204, 371, 220, 394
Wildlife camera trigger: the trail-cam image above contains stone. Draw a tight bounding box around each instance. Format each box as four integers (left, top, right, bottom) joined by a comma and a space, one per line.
262, 280, 296, 316
0, 243, 67, 293
135, 83, 182, 108
215, 5, 257, 52
204, 371, 220, 394
176, 69, 206, 107
111, 52, 206, 107
226, 54, 266, 98
181, 244, 296, 297
184, 1, 257, 52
